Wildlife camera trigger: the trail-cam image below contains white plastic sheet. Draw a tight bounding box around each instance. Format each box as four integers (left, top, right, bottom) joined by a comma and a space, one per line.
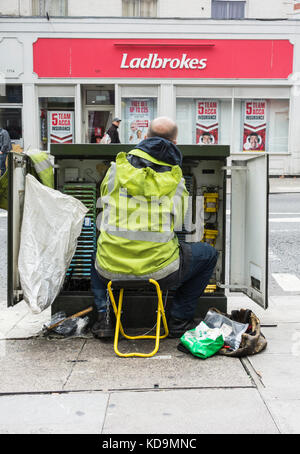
18, 174, 88, 313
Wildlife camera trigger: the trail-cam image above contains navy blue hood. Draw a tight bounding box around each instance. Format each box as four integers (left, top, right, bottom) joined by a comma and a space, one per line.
135, 137, 183, 167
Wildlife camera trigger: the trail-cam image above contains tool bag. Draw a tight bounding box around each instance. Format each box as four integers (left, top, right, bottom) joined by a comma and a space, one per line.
208, 308, 267, 357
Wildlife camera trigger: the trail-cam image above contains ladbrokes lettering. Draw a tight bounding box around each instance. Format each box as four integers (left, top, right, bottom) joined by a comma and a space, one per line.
121, 53, 207, 70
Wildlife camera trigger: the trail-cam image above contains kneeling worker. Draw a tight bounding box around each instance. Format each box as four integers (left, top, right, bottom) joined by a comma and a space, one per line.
91, 117, 218, 338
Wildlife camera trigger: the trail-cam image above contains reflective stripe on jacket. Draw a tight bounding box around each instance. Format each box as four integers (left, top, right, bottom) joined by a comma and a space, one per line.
96, 147, 189, 281
27, 151, 54, 188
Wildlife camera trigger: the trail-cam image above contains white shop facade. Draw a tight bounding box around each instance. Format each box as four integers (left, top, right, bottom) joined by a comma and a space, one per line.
0, 17, 299, 174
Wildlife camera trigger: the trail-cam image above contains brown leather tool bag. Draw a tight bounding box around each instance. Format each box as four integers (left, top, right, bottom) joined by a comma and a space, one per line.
208, 308, 267, 357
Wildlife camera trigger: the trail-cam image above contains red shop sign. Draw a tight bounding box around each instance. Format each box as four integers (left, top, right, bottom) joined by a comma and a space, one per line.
33, 38, 293, 79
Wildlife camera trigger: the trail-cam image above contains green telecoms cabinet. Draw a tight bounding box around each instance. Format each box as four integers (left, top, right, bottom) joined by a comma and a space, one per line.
7, 145, 269, 328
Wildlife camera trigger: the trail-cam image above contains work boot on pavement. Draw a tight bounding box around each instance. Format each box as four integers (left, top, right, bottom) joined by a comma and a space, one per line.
91, 311, 114, 339
167, 316, 197, 338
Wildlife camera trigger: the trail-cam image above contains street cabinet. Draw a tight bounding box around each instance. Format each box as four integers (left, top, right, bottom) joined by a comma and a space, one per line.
7, 145, 269, 328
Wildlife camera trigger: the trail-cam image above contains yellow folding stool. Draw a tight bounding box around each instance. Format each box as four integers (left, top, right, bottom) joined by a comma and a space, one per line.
107, 279, 169, 358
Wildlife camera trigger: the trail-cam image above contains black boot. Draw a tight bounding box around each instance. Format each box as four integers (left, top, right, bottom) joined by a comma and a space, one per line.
168, 316, 197, 338
91, 311, 114, 339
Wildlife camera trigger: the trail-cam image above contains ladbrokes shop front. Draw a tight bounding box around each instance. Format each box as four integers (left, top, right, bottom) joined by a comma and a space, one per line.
1, 17, 299, 174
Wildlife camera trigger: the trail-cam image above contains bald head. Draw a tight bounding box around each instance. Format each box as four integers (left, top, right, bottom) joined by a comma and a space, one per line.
147, 117, 178, 143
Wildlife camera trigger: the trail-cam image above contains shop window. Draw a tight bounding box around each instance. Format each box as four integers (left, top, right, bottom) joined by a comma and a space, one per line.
32, 0, 68, 16
0, 108, 22, 141
0, 85, 22, 104
212, 0, 245, 19
122, 0, 157, 17
269, 101, 289, 153
239, 99, 290, 153
176, 98, 231, 146
121, 98, 157, 144
86, 90, 115, 106
39, 97, 75, 151
177, 97, 289, 154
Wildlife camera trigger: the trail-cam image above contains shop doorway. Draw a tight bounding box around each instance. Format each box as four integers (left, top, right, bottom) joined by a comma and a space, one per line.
85, 108, 114, 143
0, 107, 23, 149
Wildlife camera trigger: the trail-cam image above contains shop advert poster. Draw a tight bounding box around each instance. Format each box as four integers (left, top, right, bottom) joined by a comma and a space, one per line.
243, 100, 266, 152
48, 111, 74, 144
125, 99, 154, 144
196, 100, 219, 145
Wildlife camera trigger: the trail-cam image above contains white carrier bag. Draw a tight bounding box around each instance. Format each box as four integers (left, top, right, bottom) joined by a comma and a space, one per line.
18, 174, 88, 313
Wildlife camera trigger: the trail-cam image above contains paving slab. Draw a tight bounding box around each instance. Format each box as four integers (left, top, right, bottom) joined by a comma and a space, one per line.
103, 388, 279, 434
259, 397, 300, 434
0, 338, 85, 393
0, 392, 109, 434
65, 338, 253, 391
258, 324, 300, 355
248, 354, 300, 400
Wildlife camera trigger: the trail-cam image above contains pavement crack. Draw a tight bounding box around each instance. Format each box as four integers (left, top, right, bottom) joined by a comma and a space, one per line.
62, 339, 87, 390
101, 393, 112, 434
241, 357, 282, 434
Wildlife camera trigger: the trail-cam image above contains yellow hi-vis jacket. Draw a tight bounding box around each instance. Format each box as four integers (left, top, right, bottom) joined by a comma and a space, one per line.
96, 147, 189, 281
27, 150, 54, 188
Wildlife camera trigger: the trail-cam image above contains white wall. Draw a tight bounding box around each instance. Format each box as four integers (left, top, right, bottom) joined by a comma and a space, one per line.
0, 0, 20, 15
0, 0, 295, 19
68, 0, 122, 16
0, 0, 31, 16
247, 0, 294, 19
159, 0, 211, 18
20, 0, 32, 16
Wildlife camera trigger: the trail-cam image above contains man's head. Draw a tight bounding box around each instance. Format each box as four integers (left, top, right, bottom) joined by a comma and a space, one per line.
112, 117, 121, 127
147, 117, 178, 144
130, 121, 137, 132
201, 132, 212, 144
249, 133, 259, 149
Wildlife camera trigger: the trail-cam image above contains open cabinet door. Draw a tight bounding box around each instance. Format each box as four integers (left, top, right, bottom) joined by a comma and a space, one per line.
7, 152, 29, 307
230, 154, 269, 309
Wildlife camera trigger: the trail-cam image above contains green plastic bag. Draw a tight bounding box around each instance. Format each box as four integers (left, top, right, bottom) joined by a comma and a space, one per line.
180, 321, 224, 359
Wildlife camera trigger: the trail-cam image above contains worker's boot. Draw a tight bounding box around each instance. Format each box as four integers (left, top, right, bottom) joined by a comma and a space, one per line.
91, 311, 114, 339
167, 316, 197, 338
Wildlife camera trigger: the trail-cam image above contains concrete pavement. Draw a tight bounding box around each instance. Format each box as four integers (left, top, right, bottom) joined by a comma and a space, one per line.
0, 293, 299, 434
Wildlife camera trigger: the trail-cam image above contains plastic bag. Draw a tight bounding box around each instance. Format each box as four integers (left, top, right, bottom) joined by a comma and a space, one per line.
180, 321, 224, 359
204, 309, 248, 351
44, 311, 89, 337
18, 174, 88, 314
100, 133, 111, 144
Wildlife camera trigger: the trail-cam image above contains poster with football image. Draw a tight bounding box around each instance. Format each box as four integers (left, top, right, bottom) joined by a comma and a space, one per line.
196, 100, 219, 145
243, 100, 266, 152
125, 99, 154, 144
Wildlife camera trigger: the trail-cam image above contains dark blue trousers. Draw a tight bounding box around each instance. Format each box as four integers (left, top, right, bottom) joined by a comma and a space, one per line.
91, 242, 218, 320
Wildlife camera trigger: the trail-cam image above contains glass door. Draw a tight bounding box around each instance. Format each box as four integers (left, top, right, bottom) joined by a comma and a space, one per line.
85, 107, 114, 144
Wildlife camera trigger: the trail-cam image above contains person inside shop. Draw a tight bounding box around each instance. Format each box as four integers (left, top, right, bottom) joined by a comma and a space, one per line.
0, 126, 12, 176
106, 117, 121, 144
90, 116, 218, 340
